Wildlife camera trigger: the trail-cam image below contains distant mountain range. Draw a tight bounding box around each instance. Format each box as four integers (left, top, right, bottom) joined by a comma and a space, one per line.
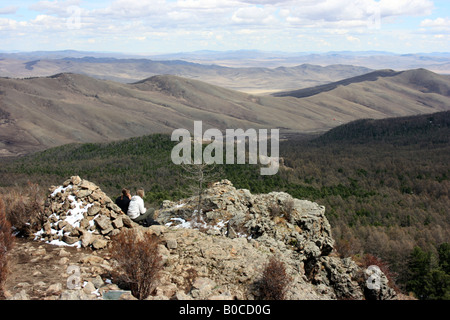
145, 50, 450, 72
1, 68, 449, 157
1, 50, 450, 93
0, 55, 371, 94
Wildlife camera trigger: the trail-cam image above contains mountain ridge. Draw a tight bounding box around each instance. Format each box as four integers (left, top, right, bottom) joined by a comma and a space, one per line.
1, 69, 449, 157
272, 69, 401, 98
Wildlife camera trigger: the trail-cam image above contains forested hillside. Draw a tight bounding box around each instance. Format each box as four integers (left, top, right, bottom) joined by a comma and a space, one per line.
1, 111, 449, 298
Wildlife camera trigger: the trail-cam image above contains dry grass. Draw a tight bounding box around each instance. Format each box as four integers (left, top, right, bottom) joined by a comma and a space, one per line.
183, 267, 198, 294
0, 197, 14, 299
0, 182, 45, 237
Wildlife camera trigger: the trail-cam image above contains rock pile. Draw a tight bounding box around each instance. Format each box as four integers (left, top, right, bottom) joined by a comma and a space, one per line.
35, 176, 137, 249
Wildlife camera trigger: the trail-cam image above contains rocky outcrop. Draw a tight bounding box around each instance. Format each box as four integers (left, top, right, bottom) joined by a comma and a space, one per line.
32, 177, 397, 300
156, 179, 397, 300
35, 176, 137, 249
158, 179, 334, 260
144, 225, 334, 300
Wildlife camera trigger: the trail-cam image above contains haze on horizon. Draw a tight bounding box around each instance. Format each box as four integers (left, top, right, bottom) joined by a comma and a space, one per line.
0, 0, 449, 55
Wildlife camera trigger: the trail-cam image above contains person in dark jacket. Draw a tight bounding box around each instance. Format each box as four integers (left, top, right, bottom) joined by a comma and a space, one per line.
115, 188, 131, 214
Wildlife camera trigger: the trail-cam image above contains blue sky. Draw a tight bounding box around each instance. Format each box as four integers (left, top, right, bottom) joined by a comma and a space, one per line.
0, 0, 449, 54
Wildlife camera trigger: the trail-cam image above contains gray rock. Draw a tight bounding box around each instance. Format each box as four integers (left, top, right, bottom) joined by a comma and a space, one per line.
87, 204, 101, 216
112, 216, 123, 229
47, 283, 63, 295
83, 281, 96, 295
122, 215, 134, 228
59, 289, 91, 300
77, 189, 92, 198
166, 238, 178, 249
306, 256, 364, 300
92, 275, 105, 289
62, 235, 79, 245
92, 238, 108, 250
79, 179, 98, 191
10, 290, 30, 300
95, 215, 112, 231
71, 176, 82, 185
80, 232, 95, 248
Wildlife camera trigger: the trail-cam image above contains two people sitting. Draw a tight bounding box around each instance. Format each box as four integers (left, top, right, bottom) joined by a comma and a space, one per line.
115, 188, 158, 227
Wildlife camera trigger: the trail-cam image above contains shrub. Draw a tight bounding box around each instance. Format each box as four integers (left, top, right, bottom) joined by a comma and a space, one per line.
283, 199, 295, 221
1, 182, 44, 237
258, 256, 292, 300
109, 229, 163, 300
268, 203, 281, 218
0, 197, 14, 298
184, 267, 198, 294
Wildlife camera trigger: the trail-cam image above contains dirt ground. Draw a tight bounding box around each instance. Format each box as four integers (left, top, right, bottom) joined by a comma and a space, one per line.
3, 237, 113, 300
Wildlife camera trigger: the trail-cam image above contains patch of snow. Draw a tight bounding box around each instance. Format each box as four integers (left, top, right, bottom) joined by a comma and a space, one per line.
91, 288, 101, 297
165, 213, 235, 236
65, 195, 93, 228
214, 219, 228, 230
51, 185, 72, 197
47, 239, 82, 248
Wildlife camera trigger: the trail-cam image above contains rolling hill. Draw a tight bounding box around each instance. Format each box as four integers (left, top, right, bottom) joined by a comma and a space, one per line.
0, 56, 373, 94
273, 69, 450, 98
1, 69, 449, 157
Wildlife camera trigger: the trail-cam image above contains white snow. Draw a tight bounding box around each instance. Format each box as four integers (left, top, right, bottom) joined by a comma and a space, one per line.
51, 185, 72, 197
47, 239, 82, 248
165, 210, 240, 236
64, 195, 93, 228
164, 209, 252, 239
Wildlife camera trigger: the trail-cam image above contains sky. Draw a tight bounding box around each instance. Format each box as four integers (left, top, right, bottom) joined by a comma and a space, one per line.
0, 0, 449, 54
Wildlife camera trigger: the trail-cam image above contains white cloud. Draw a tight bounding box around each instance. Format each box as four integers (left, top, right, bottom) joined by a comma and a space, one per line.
29, 0, 82, 17
0, 0, 446, 53
0, 5, 19, 15
419, 17, 450, 35
421, 17, 450, 28
176, 0, 240, 10
0, 18, 28, 30
232, 6, 277, 25
379, 0, 434, 17
280, 0, 434, 28
346, 35, 360, 42
94, 0, 168, 19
